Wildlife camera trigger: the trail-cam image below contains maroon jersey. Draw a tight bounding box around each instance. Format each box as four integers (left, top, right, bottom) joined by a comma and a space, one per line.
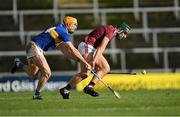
84, 25, 116, 48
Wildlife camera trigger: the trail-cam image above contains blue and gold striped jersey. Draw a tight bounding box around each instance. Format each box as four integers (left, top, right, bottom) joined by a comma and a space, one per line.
32, 24, 71, 51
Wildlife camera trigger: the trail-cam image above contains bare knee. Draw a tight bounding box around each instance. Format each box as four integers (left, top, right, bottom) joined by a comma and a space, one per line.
30, 71, 39, 80
76, 72, 89, 80
44, 71, 51, 79
42, 70, 51, 80
102, 66, 110, 74
31, 74, 39, 80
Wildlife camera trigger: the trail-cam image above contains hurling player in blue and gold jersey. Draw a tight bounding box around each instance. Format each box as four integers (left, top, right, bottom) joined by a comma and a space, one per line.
11, 16, 91, 100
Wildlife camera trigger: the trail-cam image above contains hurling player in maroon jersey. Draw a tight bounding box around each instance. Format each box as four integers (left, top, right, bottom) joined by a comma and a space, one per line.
60, 22, 130, 99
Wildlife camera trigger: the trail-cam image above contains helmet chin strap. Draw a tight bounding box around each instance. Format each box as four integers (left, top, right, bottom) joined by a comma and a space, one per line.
116, 33, 121, 40
66, 24, 77, 34
66, 24, 73, 34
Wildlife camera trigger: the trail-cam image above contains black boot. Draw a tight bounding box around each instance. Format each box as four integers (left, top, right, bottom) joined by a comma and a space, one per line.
11, 58, 21, 74
59, 88, 70, 99
83, 86, 99, 97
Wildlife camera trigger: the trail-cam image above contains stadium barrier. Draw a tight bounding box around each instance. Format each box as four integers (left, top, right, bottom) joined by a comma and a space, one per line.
0, 76, 71, 92
1, 73, 180, 92
77, 73, 180, 91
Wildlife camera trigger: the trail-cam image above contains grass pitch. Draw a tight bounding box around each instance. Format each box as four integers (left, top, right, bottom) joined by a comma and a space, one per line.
0, 90, 180, 116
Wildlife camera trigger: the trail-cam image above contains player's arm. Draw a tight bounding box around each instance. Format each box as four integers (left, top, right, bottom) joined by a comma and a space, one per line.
56, 40, 91, 70
64, 42, 91, 70
92, 36, 109, 66
56, 42, 72, 58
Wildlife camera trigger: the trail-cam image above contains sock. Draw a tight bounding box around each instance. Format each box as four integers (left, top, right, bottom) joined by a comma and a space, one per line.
88, 81, 95, 87
64, 84, 72, 91
16, 62, 24, 69
35, 90, 41, 96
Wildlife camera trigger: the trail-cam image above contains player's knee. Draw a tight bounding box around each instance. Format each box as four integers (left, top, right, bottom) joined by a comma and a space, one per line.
31, 74, 38, 80
30, 72, 38, 80
42, 70, 51, 79
77, 72, 89, 80
45, 71, 51, 79
81, 73, 88, 79
103, 66, 110, 74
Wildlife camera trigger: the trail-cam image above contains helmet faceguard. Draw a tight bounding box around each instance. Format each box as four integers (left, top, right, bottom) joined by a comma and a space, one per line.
117, 22, 130, 34
63, 16, 78, 34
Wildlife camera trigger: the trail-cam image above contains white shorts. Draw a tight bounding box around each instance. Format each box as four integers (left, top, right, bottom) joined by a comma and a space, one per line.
26, 41, 44, 59
78, 42, 96, 55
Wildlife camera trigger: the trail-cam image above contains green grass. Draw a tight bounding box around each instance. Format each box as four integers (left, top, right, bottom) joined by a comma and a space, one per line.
0, 90, 180, 116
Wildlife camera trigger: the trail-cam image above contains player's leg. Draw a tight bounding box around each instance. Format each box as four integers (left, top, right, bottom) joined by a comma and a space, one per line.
32, 54, 51, 100
84, 55, 110, 97
25, 59, 40, 80
90, 55, 110, 84
11, 42, 40, 80
68, 53, 92, 87
11, 58, 40, 80
59, 71, 88, 99
12, 41, 51, 100
60, 53, 92, 99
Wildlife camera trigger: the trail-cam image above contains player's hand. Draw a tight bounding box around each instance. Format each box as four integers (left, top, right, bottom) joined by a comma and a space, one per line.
85, 63, 92, 71
89, 61, 95, 70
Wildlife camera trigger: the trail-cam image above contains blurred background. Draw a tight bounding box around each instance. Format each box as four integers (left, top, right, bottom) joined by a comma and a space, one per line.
0, 0, 180, 92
